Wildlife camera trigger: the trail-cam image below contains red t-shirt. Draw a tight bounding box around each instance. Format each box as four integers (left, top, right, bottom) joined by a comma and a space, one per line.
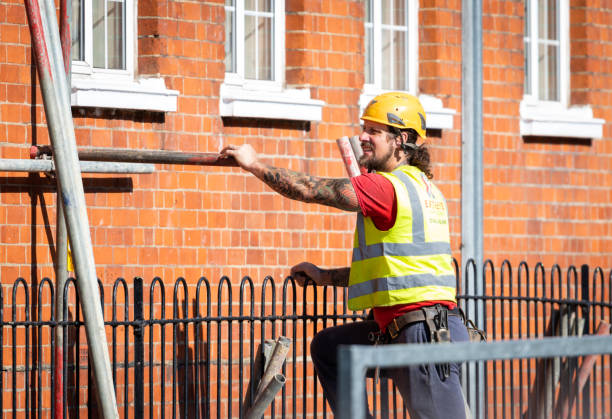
350, 172, 456, 332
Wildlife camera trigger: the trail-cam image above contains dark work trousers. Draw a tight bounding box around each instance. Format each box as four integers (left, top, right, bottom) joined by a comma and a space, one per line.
310, 315, 470, 419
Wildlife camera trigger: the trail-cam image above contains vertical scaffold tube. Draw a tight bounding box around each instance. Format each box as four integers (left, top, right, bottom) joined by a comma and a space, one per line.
23, 0, 119, 417
54, 191, 67, 419
54, 0, 70, 416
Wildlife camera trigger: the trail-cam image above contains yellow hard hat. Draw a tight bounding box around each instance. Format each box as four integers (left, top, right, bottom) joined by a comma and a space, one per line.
361, 92, 427, 138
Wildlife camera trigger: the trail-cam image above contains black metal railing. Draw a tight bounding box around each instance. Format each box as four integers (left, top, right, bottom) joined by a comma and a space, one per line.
1, 261, 610, 418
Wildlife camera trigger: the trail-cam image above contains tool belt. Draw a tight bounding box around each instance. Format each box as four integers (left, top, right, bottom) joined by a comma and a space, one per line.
367, 305, 465, 380
368, 305, 461, 345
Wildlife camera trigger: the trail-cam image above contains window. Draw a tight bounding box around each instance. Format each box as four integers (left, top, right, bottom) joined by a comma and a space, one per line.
520, 0, 603, 138
364, 0, 417, 93
71, 0, 134, 81
224, 0, 282, 88
220, 0, 323, 121
70, 0, 178, 111
360, 0, 455, 130
523, 0, 566, 104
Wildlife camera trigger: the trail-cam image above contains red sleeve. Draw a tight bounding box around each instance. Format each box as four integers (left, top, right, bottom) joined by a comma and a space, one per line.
350, 173, 397, 231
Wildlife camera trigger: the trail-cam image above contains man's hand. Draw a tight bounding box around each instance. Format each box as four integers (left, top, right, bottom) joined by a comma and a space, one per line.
220, 144, 260, 172
291, 262, 327, 287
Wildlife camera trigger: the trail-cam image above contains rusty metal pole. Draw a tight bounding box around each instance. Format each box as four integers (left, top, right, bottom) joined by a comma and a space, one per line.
23, 0, 119, 417
31, 145, 239, 167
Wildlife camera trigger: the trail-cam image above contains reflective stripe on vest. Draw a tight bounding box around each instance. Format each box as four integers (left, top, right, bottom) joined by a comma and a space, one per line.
348, 166, 456, 310
349, 273, 456, 298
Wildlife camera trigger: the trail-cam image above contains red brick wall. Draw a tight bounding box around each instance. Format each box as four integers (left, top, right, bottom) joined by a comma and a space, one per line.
1, 0, 610, 282
419, 0, 463, 254
0, 0, 611, 415
479, 0, 612, 268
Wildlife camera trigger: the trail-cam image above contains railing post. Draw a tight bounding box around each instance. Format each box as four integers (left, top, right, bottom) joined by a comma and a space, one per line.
580, 264, 590, 419
134, 277, 144, 419
338, 345, 367, 419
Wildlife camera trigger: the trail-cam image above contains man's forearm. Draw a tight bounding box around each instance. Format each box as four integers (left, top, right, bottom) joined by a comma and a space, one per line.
248, 162, 359, 212
321, 267, 351, 287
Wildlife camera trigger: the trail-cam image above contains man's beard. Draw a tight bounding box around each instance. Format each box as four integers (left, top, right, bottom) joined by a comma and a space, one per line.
359, 145, 395, 172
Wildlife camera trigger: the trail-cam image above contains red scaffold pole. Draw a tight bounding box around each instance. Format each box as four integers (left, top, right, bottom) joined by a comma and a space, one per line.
23, 0, 119, 417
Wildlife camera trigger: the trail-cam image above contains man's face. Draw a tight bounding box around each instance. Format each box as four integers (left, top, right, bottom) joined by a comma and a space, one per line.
359, 120, 397, 172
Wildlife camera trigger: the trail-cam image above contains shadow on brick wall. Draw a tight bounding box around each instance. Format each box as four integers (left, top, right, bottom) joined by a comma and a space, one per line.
523, 136, 592, 146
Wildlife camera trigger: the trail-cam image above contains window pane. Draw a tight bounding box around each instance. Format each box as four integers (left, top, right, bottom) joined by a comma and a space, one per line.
224, 2, 235, 73
93, 0, 105, 67
382, 0, 406, 26
538, 43, 558, 101
538, 0, 557, 41
382, 0, 392, 25
245, 14, 255, 78
245, 15, 273, 80
380, 0, 408, 89
546, 0, 557, 39
258, 0, 271, 12
71, 0, 82, 61
525, 0, 531, 38
393, 30, 406, 90
107, 0, 124, 69
365, 0, 373, 83
524, 40, 531, 95
382, 26, 407, 90
365, 25, 373, 84
257, 16, 272, 79
524, 0, 531, 96
393, 0, 406, 26
246, 0, 271, 12
93, 0, 125, 69
382, 29, 391, 88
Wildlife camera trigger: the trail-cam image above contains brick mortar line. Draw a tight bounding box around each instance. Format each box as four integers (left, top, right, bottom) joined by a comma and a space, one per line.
481, 187, 612, 193
481, 151, 612, 159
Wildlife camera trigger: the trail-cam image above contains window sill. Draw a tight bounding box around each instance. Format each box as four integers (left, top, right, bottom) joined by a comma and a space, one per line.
219, 83, 324, 121
359, 91, 456, 130
520, 101, 604, 139
71, 76, 179, 112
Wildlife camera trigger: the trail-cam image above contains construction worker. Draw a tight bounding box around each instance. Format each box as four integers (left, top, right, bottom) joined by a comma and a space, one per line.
221, 92, 469, 419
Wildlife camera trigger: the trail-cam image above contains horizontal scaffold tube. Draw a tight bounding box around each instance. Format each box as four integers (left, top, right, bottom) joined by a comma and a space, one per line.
31, 145, 238, 167
0, 159, 155, 173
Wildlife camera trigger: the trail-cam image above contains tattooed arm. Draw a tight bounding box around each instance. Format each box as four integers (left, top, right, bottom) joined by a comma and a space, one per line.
221, 144, 360, 212
256, 164, 358, 211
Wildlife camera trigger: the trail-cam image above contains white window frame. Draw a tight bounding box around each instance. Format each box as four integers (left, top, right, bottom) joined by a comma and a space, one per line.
70, 0, 178, 112
360, 0, 455, 130
523, 0, 568, 106
520, 0, 603, 138
71, 0, 135, 81
363, 0, 418, 95
220, 0, 323, 121
223, 0, 284, 91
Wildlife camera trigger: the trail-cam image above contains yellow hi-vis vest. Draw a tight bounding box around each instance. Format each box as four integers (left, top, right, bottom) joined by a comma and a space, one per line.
348, 165, 456, 311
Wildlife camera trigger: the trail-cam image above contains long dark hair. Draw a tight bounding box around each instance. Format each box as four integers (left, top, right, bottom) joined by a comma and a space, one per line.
388, 127, 433, 179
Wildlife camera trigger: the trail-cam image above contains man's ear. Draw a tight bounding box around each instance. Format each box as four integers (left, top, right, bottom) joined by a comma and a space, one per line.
395, 130, 409, 147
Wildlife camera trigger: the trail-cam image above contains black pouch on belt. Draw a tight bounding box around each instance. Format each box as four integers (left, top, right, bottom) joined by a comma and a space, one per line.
422, 304, 451, 379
